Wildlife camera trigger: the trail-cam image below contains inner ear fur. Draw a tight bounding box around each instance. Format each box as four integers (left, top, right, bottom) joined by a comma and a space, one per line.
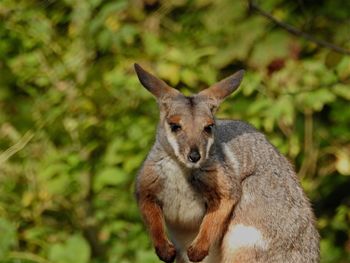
134, 63, 180, 100
198, 70, 245, 105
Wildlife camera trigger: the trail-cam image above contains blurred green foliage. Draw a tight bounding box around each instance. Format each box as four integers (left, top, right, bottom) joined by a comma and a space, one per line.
0, 0, 350, 262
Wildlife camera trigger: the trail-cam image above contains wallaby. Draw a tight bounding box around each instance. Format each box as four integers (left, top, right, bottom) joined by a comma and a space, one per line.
134, 63, 320, 263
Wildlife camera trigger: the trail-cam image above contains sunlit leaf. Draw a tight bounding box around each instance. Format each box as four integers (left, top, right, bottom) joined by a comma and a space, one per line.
0, 218, 16, 259
94, 167, 128, 191
48, 235, 90, 263
335, 150, 350, 176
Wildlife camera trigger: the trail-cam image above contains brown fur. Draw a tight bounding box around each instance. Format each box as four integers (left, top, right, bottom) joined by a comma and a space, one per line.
134, 62, 244, 261
134, 63, 319, 263
187, 161, 241, 262
136, 163, 177, 262
168, 115, 182, 124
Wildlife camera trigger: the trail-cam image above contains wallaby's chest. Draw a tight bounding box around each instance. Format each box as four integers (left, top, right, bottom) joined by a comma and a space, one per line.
156, 158, 206, 229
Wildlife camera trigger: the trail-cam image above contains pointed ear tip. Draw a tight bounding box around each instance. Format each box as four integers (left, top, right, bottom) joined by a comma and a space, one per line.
134, 63, 141, 72
232, 69, 245, 83
237, 69, 245, 77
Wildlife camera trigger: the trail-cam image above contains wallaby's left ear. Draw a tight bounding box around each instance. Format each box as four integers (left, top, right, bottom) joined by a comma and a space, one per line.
134, 63, 180, 100
198, 70, 245, 104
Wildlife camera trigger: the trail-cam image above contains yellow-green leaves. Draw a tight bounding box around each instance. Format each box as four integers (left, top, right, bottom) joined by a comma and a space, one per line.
0, 219, 17, 259
48, 235, 90, 263
1, 0, 350, 262
335, 149, 350, 176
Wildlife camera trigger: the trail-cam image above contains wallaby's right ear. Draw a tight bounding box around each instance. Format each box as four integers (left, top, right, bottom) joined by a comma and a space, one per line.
134, 63, 180, 100
198, 70, 245, 107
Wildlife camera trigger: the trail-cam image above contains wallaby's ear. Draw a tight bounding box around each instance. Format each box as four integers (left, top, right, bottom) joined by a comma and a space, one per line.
134, 63, 180, 100
198, 70, 245, 106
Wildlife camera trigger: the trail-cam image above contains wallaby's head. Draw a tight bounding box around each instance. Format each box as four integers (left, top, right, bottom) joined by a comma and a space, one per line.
134, 63, 244, 168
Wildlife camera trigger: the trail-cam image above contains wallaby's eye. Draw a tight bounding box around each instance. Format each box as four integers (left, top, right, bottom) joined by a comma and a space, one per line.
204, 124, 214, 134
169, 123, 181, 133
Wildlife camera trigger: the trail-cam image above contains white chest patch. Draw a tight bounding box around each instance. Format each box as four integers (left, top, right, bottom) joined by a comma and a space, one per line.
224, 224, 267, 251
156, 157, 205, 229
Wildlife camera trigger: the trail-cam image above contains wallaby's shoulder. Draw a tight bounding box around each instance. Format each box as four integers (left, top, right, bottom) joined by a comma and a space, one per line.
215, 119, 263, 143
215, 119, 283, 174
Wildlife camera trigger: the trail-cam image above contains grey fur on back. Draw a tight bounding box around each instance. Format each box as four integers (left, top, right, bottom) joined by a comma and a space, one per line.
213, 120, 320, 262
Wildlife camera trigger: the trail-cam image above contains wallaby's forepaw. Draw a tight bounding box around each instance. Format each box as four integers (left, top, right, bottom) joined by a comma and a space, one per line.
155, 242, 176, 263
187, 243, 209, 262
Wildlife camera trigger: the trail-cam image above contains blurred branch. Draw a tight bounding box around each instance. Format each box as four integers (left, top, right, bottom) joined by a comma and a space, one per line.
248, 0, 350, 56
8, 251, 52, 263
82, 173, 106, 259
0, 131, 34, 165
298, 110, 318, 179
81, 149, 106, 259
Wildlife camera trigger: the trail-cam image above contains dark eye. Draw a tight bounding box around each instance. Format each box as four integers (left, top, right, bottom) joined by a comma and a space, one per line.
204, 124, 214, 134
169, 123, 181, 133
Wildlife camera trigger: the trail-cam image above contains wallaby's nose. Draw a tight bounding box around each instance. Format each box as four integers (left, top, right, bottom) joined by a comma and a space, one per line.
188, 149, 201, 163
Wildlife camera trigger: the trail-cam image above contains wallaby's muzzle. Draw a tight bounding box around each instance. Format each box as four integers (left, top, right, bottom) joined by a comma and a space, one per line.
188, 148, 201, 163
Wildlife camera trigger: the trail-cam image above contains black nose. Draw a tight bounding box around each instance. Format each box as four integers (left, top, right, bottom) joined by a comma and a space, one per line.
188, 149, 201, 163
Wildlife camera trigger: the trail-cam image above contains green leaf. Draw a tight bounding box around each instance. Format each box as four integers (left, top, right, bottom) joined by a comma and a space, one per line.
157, 63, 181, 86
0, 218, 17, 259
94, 167, 127, 191
181, 68, 198, 87
48, 235, 90, 263
325, 51, 343, 68
335, 150, 350, 176
296, 88, 336, 111
333, 83, 350, 100
249, 31, 291, 67
336, 56, 350, 79
142, 33, 166, 57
